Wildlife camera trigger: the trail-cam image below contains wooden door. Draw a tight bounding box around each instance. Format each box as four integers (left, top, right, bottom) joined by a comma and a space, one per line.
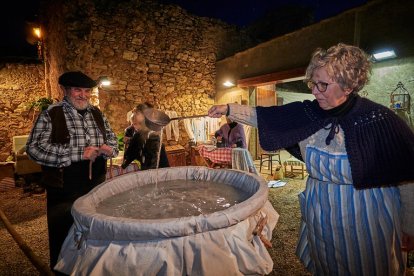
255, 86, 276, 159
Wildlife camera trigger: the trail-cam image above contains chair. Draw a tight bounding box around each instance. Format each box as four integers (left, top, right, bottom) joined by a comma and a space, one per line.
283, 157, 307, 179
259, 151, 281, 175
13, 135, 42, 176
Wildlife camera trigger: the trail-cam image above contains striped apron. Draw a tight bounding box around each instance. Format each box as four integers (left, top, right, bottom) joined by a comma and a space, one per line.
295, 144, 406, 275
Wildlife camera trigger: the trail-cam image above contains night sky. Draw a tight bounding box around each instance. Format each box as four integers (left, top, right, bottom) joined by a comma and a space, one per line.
1, 1, 40, 59
1, 0, 367, 58
160, 0, 367, 27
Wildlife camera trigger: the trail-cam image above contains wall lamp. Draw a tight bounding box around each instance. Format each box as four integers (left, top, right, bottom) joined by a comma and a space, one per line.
97, 76, 111, 87
223, 80, 235, 87
372, 50, 396, 61
32, 26, 43, 60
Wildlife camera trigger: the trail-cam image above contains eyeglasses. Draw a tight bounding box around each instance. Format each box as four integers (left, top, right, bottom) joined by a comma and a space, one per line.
307, 80, 335, 93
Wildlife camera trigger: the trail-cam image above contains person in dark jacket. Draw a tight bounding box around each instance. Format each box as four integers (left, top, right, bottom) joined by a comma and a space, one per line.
122, 103, 169, 169
122, 128, 169, 169
123, 105, 146, 151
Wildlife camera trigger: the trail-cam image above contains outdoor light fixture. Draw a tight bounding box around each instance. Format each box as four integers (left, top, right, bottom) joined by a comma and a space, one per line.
223, 80, 235, 87
32, 26, 43, 60
97, 76, 111, 87
33, 27, 41, 39
372, 50, 396, 61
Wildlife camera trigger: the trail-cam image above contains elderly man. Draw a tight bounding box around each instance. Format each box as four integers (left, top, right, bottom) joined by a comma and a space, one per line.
26, 71, 118, 271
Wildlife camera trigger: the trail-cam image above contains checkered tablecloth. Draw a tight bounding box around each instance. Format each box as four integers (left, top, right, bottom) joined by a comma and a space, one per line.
197, 145, 232, 165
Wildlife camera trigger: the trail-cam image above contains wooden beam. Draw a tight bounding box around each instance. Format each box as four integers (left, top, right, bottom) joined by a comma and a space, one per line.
237, 67, 306, 88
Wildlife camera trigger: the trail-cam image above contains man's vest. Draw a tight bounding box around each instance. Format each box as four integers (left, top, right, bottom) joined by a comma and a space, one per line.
41, 105, 107, 188
48, 105, 107, 143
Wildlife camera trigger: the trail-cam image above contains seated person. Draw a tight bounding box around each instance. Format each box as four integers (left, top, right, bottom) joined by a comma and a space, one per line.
215, 117, 246, 148
122, 103, 169, 169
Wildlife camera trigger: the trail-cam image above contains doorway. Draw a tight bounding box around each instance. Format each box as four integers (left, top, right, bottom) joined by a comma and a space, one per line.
255, 84, 276, 159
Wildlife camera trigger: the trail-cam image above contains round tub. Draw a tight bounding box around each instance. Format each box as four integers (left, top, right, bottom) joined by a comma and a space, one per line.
56, 166, 279, 275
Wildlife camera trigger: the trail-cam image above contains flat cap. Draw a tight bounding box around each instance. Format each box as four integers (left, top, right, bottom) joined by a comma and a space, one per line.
58, 71, 97, 88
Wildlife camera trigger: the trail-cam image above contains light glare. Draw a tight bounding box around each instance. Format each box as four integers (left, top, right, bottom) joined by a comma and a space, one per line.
223, 80, 234, 87
373, 50, 396, 61
33, 27, 41, 39
100, 80, 111, 86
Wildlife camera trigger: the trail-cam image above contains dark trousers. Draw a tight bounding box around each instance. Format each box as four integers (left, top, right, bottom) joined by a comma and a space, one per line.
44, 159, 106, 271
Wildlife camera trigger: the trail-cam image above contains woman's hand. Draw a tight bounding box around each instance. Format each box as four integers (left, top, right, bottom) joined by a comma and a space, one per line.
123, 136, 131, 144
208, 105, 228, 118
402, 232, 414, 252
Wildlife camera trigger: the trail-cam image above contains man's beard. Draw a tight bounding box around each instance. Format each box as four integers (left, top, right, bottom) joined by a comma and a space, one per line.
68, 97, 89, 110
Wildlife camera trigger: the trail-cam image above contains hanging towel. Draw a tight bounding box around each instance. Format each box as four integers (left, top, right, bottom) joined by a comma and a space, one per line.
206, 117, 221, 138
164, 110, 180, 141
183, 118, 195, 141
193, 117, 207, 142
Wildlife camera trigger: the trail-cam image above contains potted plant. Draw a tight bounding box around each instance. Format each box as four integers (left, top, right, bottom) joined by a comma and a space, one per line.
27, 97, 55, 122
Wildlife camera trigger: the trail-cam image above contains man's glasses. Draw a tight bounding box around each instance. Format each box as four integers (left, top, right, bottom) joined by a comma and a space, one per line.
307, 80, 335, 93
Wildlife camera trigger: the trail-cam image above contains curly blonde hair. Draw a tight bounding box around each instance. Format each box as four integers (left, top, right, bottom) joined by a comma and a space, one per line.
305, 43, 372, 94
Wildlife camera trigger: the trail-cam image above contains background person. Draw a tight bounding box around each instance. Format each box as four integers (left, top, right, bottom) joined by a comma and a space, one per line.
214, 117, 246, 148
26, 71, 119, 272
122, 103, 169, 170
208, 43, 414, 275
123, 107, 146, 151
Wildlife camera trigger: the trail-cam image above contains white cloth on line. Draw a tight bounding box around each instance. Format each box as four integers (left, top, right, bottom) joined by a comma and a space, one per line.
183, 119, 195, 141
183, 117, 220, 143
164, 110, 179, 141
206, 117, 221, 137
193, 117, 207, 142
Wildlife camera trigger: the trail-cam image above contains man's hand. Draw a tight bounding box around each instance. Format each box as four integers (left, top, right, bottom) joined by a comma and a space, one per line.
99, 144, 114, 157
208, 105, 228, 118
83, 146, 100, 162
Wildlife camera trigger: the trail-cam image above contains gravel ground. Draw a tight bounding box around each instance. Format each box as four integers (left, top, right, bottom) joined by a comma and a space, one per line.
0, 177, 412, 275
0, 189, 49, 275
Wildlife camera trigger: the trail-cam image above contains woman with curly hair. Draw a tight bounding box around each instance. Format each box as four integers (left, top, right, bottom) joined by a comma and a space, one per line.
208, 43, 414, 275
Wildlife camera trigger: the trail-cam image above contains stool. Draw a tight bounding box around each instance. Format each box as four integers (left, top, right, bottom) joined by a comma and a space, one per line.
283, 158, 307, 179
259, 151, 281, 175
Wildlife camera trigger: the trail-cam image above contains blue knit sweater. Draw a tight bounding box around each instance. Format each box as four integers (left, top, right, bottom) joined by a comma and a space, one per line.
256, 96, 414, 189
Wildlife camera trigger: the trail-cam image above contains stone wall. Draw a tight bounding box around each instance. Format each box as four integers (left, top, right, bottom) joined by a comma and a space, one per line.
43, 0, 251, 142
0, 62, 46, 160
0, 0, 253, 161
